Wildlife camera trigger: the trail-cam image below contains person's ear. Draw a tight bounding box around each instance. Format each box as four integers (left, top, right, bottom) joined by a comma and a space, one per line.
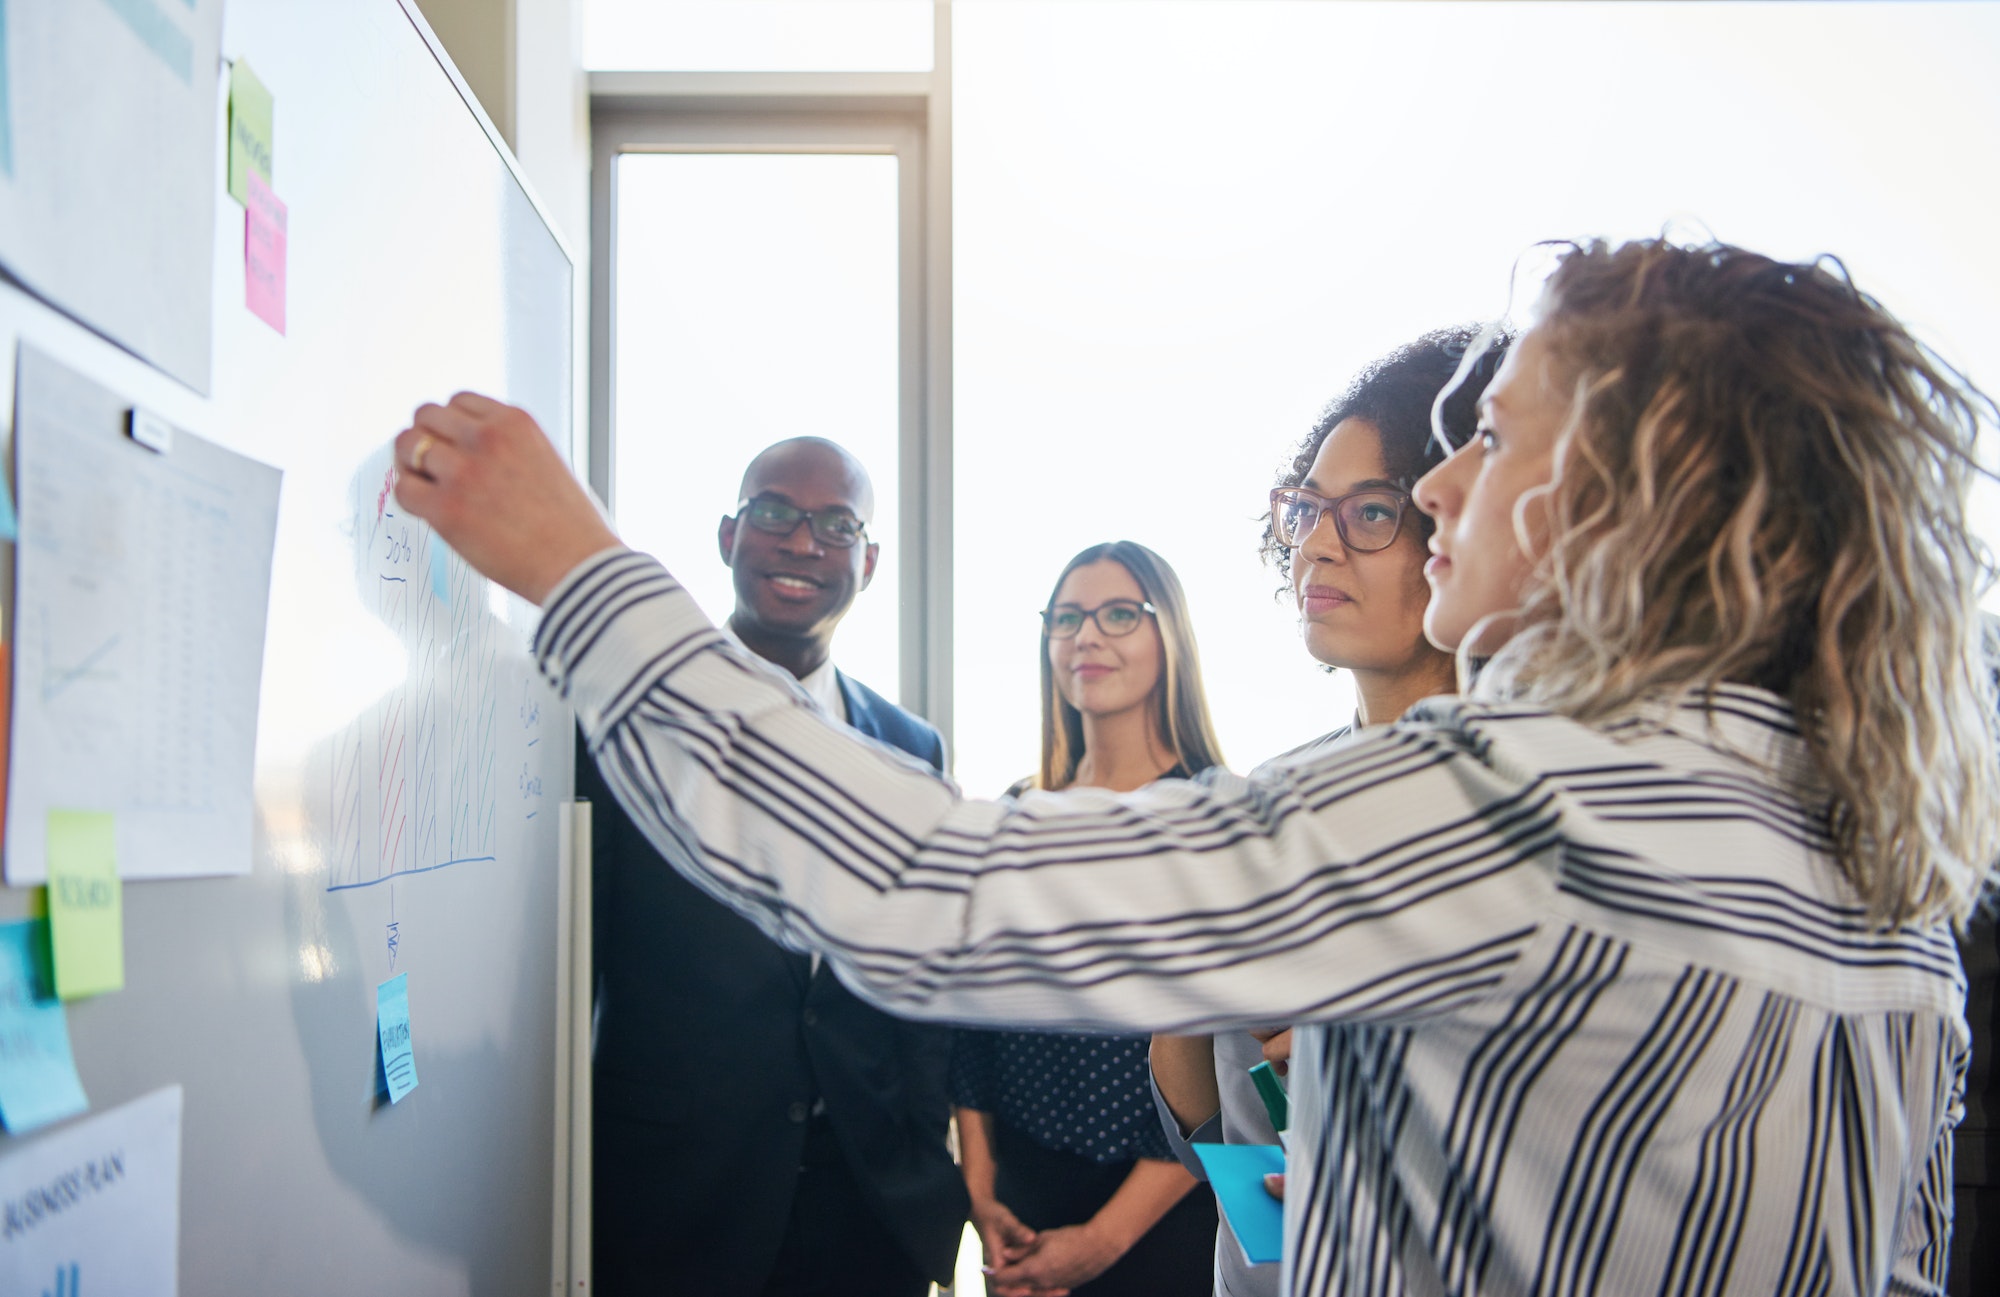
859, 540, 880, 590
717, 515, 737, 567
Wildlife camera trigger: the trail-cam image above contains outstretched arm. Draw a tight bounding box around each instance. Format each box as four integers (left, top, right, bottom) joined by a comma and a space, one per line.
394, 396, 1558, 1036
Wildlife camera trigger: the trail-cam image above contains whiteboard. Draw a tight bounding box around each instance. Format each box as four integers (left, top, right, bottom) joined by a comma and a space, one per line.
0, 1, 576, 1291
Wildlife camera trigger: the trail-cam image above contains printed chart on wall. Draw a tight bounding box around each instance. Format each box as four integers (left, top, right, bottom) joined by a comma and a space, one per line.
0, 1086, 182, 1297
324, 459, 549, 892
5, 346, 281, 883
0, 0, 224, 393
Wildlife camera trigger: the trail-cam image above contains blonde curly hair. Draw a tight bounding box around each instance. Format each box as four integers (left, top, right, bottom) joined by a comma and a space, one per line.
1474, 238, 2000, 926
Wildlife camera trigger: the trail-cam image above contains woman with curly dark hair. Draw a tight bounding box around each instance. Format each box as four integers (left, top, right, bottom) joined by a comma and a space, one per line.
1150, 325, 1507, 1297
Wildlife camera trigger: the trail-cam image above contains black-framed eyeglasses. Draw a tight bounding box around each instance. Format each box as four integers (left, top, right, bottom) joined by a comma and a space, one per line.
734, 496, 869, 549
1042, 599, 1157, 639
1269, 486, 1414, 552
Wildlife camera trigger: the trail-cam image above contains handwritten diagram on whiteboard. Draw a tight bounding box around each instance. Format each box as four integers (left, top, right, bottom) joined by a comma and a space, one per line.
324, 466, 547, 892
6, 347, 280, 883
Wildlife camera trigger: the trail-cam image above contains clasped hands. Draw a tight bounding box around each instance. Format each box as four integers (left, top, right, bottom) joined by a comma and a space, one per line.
970, 1196, 1125, 1297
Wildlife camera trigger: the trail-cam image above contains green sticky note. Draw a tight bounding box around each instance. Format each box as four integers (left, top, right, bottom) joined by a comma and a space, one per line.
46, 810, 124, 1000
227, 58, 274, 207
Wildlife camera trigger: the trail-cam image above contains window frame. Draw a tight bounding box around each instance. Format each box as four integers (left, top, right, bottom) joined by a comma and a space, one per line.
588, 18, 955, 742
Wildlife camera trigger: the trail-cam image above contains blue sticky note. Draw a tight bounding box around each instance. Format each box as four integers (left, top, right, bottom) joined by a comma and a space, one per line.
428, 532, 450, 602
0, 461, 16, 542
376, 973, 418, 1103
1193, 1143, 1285, 1265
0, 919, 90, 1133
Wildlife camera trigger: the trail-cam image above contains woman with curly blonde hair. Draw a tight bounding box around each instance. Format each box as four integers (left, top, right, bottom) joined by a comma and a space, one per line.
397, 235, 2000, 1295
1433, 241, 1999, 928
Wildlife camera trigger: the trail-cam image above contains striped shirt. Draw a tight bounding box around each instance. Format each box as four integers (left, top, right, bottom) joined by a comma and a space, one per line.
541, 550, 1966, 1297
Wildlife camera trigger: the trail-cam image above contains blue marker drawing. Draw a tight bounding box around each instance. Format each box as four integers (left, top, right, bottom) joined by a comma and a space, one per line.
327, 473, 505, 892
40, 632, 121, 704
382, 524, 411, 565
519, 763, 543, 821
41, 1261, 80, 1297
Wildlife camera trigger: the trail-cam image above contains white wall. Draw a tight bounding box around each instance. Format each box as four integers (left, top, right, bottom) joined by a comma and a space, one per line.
949, 0, 2000, 798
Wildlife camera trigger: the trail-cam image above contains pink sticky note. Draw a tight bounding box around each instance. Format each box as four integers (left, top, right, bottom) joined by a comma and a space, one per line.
245, 171, 287, 334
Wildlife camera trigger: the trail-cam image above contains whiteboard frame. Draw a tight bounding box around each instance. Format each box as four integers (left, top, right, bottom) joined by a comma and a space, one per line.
397, 0, 591, 478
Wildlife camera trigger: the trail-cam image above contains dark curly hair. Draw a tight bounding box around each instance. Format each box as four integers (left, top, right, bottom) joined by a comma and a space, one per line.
1261, 324, 1511, 579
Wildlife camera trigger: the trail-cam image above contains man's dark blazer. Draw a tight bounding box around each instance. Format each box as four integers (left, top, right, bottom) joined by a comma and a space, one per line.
585, 670, 966, 1294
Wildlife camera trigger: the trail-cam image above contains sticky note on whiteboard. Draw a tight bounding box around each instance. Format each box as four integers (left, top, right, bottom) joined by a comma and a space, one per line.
0, 918, 89, 1133
244, 172, 287, 334
227, 58, 274, 206
429, 531, 450, 602
46, 810, 124, 1000
376, 973, 418, 1103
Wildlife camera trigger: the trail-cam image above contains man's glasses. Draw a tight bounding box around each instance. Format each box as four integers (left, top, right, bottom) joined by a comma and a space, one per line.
734, 497, 869, 549
1042, 599, 1157, 639
1269, 487, 1414, 552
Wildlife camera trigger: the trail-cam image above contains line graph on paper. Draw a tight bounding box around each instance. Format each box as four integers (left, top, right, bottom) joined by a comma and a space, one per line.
5, 347, 281, 884
325, 468, 505, 892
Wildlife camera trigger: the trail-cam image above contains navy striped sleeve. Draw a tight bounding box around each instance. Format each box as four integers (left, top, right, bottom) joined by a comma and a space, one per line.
538, 551, 1969, 1297
537, 549, 1551, 1035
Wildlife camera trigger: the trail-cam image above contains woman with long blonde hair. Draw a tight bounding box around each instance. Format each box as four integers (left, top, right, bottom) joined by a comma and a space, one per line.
398, 235, 2000, 1294
955, 540, 1223, 1297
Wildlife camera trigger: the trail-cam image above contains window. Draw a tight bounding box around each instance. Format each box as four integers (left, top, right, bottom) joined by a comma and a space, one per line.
609, 152, 904, 690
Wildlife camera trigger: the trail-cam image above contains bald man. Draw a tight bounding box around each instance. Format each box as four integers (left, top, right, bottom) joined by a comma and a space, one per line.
583, 440, 965, 1296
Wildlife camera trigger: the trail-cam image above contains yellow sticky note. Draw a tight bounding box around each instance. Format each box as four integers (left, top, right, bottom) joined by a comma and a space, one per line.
0, 642, 11, 843
228, 59, 275, 207
46, 811, 123, 1000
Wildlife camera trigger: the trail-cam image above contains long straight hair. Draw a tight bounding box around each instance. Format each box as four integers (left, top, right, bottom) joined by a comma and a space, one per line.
1037, 541, 1226, 791
1476, 238, 2000, 925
